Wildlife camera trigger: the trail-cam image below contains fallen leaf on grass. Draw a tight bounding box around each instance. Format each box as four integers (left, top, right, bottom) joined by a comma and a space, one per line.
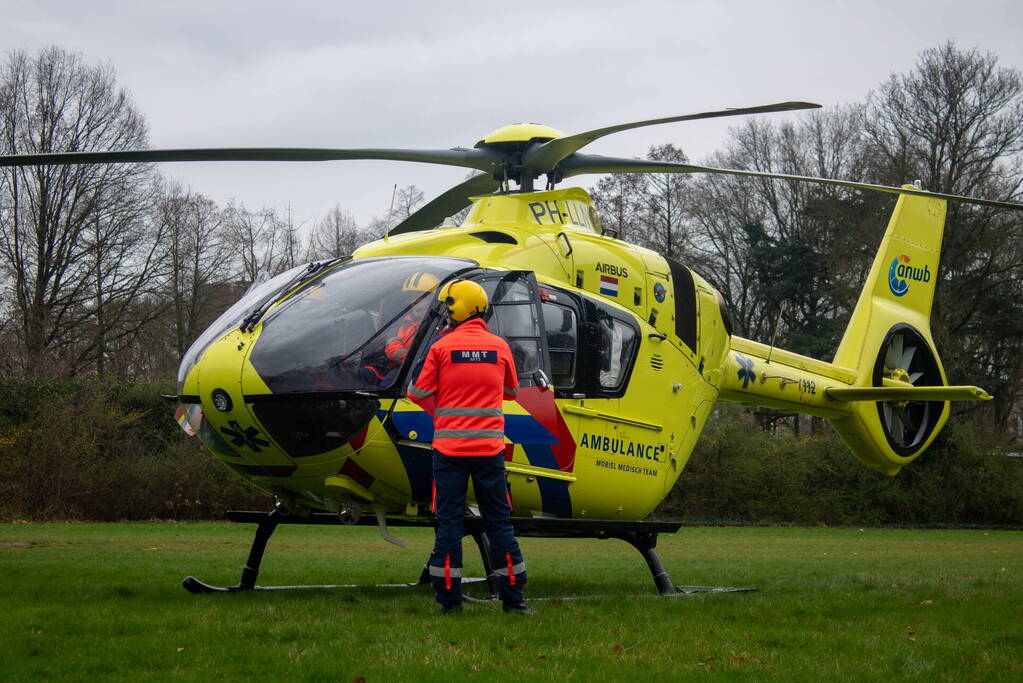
613, 644, 624, 653
552, 599, 564, 607
354, 677, 366, 683
176, 647, 185, 652
921, 600, 934, 606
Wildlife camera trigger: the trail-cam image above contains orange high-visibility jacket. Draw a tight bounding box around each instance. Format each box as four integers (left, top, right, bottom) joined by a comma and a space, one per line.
408, 317, 519, 456
385, 316, 419, 365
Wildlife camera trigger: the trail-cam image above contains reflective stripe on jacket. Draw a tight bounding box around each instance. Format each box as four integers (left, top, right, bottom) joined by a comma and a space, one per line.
408, 317, 519, 456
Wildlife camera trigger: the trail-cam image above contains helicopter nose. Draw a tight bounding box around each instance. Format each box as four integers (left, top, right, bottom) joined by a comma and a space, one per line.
247, 396, 381, 458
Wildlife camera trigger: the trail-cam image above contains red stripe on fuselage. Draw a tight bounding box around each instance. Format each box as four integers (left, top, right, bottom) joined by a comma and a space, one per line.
514, 386, 576, 471
338, 458, 375, 488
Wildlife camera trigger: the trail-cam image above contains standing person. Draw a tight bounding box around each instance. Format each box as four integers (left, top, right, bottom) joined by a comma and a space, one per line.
407, 279, 532, 616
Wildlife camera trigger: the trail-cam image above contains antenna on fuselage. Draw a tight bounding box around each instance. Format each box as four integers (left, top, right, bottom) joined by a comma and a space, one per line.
766, 301, 788, 366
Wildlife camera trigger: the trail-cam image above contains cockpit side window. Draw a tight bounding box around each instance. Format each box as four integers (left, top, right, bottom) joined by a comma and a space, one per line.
596, 312, 637, 391
542, 299, 578, 391
576, 295, 640, 398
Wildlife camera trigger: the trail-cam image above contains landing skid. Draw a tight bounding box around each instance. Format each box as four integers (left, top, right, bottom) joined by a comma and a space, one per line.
183, 510, 754, 597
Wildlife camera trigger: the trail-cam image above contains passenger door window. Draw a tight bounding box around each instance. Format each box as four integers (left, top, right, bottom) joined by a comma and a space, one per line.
480, 272, 549, 388
542, 300, 577, 390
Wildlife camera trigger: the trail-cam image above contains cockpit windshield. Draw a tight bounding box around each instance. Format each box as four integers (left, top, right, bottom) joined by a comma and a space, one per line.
177, 263, 313, 393
247, 256, 475, 394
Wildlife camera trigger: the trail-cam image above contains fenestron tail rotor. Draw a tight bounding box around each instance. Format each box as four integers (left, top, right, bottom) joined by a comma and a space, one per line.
873, 326, 944, 454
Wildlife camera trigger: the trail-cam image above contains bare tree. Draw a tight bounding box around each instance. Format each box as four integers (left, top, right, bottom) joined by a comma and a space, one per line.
274, 205, 306, 273
590, 171, 643, 241
159, 182, 233, 359
308, 204, 363, 258
0, 47, 154, 375
75, 186, 166, 377
224, 202, 283, 281
638, 144, 693, 260
865, 42, 1023, 425
393, 184, 425, 220
685, 107, 881, 355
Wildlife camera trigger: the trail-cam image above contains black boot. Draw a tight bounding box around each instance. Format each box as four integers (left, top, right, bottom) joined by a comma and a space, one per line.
502, 602, 534, 616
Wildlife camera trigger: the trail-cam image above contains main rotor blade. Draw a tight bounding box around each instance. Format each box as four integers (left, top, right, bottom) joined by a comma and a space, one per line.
560, 155, 1023, 211
0, 147, 503, 172
522, 102, 820, 172
387, 173, 501, 236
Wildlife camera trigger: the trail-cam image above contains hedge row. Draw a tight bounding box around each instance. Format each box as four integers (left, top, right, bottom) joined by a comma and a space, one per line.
657, 405, 1023, 527
1, 381, 1020, 525
0, 379, 266, 521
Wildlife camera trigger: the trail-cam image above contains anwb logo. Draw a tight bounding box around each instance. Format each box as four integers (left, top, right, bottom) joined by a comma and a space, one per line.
888, 254, 931, 297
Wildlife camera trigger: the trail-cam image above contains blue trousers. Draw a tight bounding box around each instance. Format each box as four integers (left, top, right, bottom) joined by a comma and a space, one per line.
429, 451, 527, 607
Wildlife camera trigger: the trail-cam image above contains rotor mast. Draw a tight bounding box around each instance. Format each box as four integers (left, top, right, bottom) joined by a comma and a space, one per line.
474, 123, 567, 193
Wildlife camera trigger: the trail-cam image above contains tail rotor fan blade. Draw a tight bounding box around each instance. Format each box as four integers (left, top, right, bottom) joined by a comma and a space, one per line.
901, 345, 917, 371
886, 334, 905, 371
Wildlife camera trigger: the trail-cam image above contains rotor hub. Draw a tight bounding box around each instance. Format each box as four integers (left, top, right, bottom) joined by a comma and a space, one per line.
475, 123, 566, 148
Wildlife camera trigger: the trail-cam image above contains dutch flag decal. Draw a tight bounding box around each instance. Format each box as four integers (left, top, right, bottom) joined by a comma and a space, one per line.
599, 275, 619, 297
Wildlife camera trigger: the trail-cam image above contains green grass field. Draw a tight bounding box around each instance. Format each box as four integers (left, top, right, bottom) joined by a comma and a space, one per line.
1, 522, 1020, 681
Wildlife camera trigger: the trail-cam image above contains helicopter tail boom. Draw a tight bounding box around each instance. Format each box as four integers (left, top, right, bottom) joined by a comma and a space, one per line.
717, 190, 982, 474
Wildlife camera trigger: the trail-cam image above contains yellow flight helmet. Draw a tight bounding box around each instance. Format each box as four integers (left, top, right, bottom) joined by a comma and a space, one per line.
402, 271, 441, 292
438, 279, 488, 323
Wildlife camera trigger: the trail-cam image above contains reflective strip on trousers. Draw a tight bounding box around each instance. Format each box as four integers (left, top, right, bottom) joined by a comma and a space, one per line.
493, 561, 526, 576
408, 384, 435, 398
428, 565, 463, 578
433, 428, 505, 439
435, 407, 504, 417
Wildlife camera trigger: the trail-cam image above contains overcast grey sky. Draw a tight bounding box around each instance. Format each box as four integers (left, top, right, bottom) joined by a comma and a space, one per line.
3, 0, 1022, 229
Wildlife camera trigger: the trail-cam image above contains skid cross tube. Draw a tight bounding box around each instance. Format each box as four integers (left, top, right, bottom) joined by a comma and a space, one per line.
183, 511, 703, 596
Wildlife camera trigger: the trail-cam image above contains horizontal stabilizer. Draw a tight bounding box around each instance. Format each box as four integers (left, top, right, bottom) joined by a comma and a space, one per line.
826, 386, 992, 402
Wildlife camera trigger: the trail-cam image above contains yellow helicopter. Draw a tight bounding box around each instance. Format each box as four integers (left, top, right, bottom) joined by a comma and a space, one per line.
3, 102, 1019, 596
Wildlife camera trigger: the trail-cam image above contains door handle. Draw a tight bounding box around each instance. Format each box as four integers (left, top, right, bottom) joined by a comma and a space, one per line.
556, 232, 573, 257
